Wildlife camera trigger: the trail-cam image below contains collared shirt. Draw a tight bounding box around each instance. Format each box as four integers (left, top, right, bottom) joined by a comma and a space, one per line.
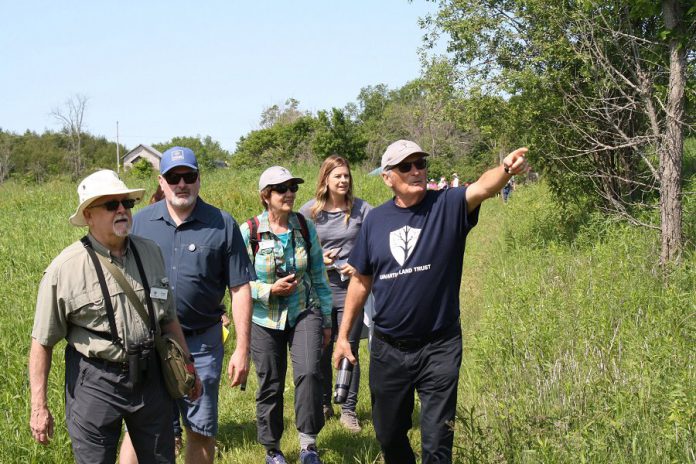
32, 234, 177, 362
132, 198, 254, 331
239, 211, 333, 330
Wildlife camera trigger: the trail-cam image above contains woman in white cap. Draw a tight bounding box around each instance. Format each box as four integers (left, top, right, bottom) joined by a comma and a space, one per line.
299, 155, 371, 433
240, 166, 333, 464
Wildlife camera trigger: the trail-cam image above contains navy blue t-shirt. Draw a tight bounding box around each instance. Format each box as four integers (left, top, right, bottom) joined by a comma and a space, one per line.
132, 198, 254, 331
349, 187, 479, 338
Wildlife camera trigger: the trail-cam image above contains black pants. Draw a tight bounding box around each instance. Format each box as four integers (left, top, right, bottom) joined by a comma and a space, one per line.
369, 327, 462, 464
64, 345, 175, 464
250, 310, 324, 450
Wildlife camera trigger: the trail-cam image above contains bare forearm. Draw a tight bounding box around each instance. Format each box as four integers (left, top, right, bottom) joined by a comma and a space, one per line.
229, 283, 252, 352
29, 339, 52, 410
467, 147, 529, 209
338, 273, 372, 341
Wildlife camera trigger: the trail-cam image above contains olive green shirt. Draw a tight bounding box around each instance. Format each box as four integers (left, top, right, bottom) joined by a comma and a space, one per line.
31, 234, 177, 362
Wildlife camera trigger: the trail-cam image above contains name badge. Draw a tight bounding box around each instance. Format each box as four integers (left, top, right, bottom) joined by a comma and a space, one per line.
259, 240, 274, 251
150, 287, 168, 300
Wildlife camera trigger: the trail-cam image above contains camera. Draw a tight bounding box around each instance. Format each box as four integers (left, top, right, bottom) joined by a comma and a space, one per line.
276, 267, 296, 279
126, 338, 155, 385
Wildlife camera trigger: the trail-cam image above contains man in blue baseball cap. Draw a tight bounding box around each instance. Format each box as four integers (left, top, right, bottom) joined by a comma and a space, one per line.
121, 147, 255, 464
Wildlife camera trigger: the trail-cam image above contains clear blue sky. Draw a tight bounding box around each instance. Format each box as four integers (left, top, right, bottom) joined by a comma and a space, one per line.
1, 1, 441, 151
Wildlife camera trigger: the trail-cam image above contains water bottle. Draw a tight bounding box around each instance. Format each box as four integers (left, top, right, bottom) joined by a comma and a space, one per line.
333, 358, 354, 404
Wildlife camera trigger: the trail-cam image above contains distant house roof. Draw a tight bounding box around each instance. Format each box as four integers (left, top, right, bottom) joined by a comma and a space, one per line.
122, 144, 162, 170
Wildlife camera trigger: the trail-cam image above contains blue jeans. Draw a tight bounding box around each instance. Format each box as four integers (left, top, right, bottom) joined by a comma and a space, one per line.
177, 322, 224, 437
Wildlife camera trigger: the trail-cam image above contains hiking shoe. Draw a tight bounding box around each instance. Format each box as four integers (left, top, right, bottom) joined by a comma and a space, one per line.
174, 435, 183, 456
340, 410, 362, 432
322, 404, 334, 420
265, 449, 287, 464
299, 445, 323, 464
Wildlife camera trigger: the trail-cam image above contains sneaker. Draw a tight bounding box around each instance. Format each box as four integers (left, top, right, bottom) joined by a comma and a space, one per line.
299, 445, 323, 464
322, 404, 334, 420
265, 449, 287, 464
339, 410, 362, 432
174, 435, 183, 456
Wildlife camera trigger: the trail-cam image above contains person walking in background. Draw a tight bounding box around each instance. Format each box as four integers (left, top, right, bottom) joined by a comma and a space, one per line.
299, 155, 372, 433
119, 147, 254, 464
426, 178, 438, 190
333, 140, 530, 463
29, 169, 201, 463
437, 175, 448, 190
450, 173, 460, 188
241, 166, 333, 464
502, 177, 514, 202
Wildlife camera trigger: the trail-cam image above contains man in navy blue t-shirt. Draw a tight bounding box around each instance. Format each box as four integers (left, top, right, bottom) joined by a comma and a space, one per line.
333, 139, 529, 464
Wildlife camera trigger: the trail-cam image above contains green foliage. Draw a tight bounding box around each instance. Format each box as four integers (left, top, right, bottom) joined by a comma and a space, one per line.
312, 108, 367, 163
130, 158, 155, 179
3, 169, 693, 462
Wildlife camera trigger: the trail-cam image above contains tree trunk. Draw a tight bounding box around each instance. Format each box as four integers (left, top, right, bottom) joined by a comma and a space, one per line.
659, 0, 685, 265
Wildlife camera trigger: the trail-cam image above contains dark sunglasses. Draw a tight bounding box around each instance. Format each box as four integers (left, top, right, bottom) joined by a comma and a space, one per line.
270, 183, 299, 194
89, 198, 136, 211
164, 171, 199, 185
391, 158, 427, 173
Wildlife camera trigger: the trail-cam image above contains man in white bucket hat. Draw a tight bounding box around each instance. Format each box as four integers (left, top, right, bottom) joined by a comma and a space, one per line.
29, 169, 200, 463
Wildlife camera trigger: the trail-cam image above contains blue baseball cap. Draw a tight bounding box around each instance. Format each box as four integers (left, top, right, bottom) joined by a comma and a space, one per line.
160, 147, 198, 174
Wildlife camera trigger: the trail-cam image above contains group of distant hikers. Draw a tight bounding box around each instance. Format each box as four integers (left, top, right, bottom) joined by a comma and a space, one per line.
29, 139, 529, 464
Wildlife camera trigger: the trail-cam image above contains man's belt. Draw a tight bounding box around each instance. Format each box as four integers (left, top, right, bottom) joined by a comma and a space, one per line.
373, 323, 459, 351
71, 345, 129, 372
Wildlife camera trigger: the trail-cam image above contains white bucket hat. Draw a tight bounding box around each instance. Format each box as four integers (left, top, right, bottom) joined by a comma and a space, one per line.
69, 170, 145, 227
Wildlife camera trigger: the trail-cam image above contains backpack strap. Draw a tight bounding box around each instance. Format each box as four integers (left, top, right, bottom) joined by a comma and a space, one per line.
295, 212, 311, 269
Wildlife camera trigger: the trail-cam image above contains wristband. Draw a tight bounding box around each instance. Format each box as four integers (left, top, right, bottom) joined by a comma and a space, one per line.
503, 164, 511, 174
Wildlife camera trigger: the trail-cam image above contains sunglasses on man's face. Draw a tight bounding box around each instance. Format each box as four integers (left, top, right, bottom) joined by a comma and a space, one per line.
89, 199, 136, 212
164, 171, 199, 185
391, 158, 427, 174
270, 183, 299, 194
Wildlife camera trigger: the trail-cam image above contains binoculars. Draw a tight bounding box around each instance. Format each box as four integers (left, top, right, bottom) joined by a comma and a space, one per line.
126, 339, 155, 386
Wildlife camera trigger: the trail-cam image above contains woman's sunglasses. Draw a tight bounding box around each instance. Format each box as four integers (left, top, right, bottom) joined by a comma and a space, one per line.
270, 183, 299, 194
391, 158, 427, 173
164, 171, 199, 185
89, 199, 136, 211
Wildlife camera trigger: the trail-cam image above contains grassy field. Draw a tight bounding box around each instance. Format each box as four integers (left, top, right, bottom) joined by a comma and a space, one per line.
1, 165, 693, 463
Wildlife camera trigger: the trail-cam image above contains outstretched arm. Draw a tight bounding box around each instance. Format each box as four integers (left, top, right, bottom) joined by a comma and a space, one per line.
466, 147, 529, 211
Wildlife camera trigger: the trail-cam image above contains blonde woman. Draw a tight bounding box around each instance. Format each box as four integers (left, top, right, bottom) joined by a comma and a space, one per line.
300, 155, 371, 432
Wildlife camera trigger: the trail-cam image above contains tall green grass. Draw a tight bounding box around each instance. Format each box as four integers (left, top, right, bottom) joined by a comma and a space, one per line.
1, 167, 693, 462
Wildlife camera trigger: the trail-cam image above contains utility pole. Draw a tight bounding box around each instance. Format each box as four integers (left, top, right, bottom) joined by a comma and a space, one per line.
116, 121, 120, 173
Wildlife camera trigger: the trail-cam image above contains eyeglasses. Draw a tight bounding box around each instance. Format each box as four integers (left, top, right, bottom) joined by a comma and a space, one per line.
390, 158, 427, 173
89, 198, 136, 211
163, 171, 199, 185
270, 183, 299, 194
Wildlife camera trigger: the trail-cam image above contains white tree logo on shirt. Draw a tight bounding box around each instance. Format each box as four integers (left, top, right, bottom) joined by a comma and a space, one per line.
389, 225, 421, 266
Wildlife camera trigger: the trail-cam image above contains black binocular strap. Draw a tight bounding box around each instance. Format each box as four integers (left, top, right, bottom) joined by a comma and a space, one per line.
80, 236, 123, 349
128, 241, 157, 335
